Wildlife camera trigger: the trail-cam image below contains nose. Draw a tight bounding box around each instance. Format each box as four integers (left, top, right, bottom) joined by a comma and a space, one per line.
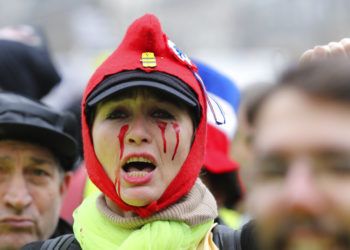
283, 159, 325, 215
125, 115, 152, 145
4, 174, 32, 213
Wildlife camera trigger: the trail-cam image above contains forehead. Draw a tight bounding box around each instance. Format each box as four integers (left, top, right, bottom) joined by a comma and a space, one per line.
0, 140, 57, 162
101, 87, 178, 104
95, 88, 186, 115
254, 88, 350, 155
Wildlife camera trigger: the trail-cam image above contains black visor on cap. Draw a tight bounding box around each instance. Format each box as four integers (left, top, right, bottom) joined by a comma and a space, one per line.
86, 70, 201, 125
86, 70, 199, 108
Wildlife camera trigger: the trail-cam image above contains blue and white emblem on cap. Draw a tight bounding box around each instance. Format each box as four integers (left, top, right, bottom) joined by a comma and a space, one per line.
167, 39, 196, 70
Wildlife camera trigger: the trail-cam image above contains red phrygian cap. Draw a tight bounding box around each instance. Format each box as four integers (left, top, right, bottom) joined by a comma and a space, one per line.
81, 14, 207, 217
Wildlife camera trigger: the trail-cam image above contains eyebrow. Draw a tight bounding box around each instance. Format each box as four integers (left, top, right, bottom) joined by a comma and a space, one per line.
29, 156, 55, 166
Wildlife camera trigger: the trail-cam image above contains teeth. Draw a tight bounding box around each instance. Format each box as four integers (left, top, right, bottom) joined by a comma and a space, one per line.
126, 157, 152, 164
126, 171, 148, 177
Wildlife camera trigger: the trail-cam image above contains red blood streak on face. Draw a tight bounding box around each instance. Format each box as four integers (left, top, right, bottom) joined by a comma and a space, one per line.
157, 121, 167, 153
118, 124, 129, 160
171, 122, 180, 160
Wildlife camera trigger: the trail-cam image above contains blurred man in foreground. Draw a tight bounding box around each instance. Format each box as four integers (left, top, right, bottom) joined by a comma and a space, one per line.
0, 92, 78, 249
246, 58, 350, 250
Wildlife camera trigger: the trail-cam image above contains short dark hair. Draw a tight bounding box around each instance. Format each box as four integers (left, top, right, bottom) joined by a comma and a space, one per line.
250, 59, 350, 127
242, 83, 272, 130
279, 59, 350, 102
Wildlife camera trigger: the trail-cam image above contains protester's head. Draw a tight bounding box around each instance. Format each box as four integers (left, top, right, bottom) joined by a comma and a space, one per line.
247, 59, 350, 250
82, 14, 208, 218
63, 96, 83, 158
0, 25, 60, 100
193, 59, 243, 208
231, 83, 271, 192
0, 92, 79, 249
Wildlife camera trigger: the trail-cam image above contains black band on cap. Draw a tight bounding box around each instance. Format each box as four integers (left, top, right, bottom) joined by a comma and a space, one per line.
86, 70, 199, 107
85, 70, 201, 126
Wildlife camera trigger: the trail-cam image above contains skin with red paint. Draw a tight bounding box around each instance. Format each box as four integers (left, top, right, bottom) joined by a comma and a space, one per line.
116, 124, 128, 195
171, 122, 180, 160
157, 122, 167, 153
91, 88, 194, 209
118, 125, 129, 160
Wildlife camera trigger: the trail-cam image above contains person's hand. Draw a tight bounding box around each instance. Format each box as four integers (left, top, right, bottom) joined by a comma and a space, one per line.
300, 38, 350, 64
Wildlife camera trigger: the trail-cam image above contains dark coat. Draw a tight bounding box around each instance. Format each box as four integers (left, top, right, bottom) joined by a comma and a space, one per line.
50, 218, 73, 238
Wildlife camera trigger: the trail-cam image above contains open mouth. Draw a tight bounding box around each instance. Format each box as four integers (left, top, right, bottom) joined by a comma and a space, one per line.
123, 158, 156, 173
121, 156, 156, 184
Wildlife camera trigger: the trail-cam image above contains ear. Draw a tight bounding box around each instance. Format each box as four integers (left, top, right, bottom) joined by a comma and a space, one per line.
59, 171, 73, 197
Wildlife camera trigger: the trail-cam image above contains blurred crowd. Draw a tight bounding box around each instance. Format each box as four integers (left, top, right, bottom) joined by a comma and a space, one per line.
0, 14, 350, 250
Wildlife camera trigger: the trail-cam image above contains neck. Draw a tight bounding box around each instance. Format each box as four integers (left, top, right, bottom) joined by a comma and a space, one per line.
97, 179, 218, 229
105, 197, 136, 218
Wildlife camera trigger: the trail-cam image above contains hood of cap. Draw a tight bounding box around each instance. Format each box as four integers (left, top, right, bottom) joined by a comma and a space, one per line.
81, 14, 207, 217
194, 60, 241, 173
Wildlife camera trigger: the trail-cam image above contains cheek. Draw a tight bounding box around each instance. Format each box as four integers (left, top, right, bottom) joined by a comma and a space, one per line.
246, 185, 287, 242
178, 126, 192, 158
171, 124, 192, 169
323, 184, 350, 223
163, 122, 192, 161
30, 183, 61, 220
247, 183, 284, 219
92, 125, 119, 178
156, 122, 192, 181
32, 183, 62, 238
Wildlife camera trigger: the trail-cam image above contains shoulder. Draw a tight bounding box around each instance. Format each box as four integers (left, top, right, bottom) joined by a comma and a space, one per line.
212, 224, 241, 250
211, 220, 257, 250
21, 234, 81, 250
50, 218, 73, 238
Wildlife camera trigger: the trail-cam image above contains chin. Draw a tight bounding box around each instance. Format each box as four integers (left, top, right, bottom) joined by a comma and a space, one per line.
266, 233, 349, 250
120, 184, 162, 207
1, 235, 36, 250
121, 192, 158, 207
123, 198, 150, 207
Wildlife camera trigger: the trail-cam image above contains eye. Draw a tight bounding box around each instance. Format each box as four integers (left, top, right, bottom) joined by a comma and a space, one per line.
0, 164, 7, 173
316, 156, 350, 175
106, 108, 129, 120
25, 168, 52, 185
151, 109, 175, 120
258, 156, 288, 180
0, 164, 10, 179
27, 168, 50, 177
